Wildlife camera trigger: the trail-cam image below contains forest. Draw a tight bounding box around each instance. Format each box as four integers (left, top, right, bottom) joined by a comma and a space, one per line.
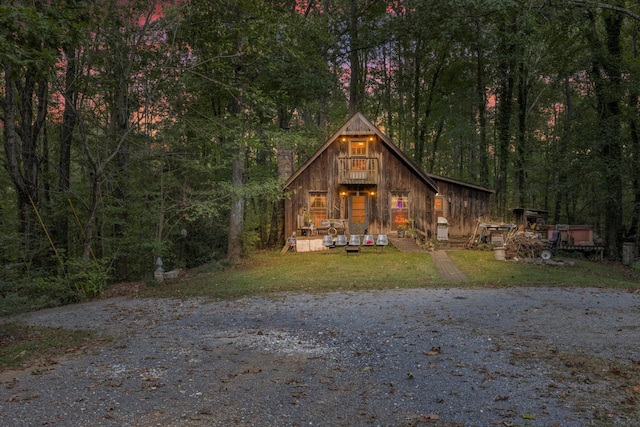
1, 0, 639, 305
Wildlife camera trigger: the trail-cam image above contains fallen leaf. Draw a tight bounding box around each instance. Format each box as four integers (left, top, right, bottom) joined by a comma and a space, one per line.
417, 413, 439, 421
424, 346, 441, 356
522, 413, 536, 420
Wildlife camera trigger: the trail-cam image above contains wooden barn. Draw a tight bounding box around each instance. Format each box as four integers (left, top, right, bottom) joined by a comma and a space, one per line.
428, 174, 494, 237
283, 113, 493, 241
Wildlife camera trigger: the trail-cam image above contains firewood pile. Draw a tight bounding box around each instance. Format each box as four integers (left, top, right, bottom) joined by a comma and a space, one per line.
503, 232, 545, 259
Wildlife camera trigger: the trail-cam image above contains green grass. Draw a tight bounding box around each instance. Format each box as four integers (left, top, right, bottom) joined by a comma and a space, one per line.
140, 248, 640, 300
142, 247, 439, 299
448, 250, 639, 288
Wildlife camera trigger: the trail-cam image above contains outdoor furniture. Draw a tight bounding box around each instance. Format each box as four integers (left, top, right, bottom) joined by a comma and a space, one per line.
376, 234, 388, 251
321, 235, 334, 248
363, 234, 375, 246
335, 235, 347, 246
332, 219, 346, 235
346, 234, 361, 254
297, 214, 316, 236
317, 220, 331, 234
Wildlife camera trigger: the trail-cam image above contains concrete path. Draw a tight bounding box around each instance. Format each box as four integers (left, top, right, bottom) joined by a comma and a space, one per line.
431, 250, 469, 282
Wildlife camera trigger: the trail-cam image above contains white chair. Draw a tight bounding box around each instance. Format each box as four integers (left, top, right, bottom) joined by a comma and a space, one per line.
346, 234, 361, 254
363, 234, 375, 246
322, 235, 334, 248
376, 234, 388, 246
376, 234, 388, 252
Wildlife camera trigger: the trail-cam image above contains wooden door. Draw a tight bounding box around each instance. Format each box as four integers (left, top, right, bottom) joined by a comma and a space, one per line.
349, 195, 367, 235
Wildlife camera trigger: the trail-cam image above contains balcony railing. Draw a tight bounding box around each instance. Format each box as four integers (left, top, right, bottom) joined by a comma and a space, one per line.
337, 157, 378, 184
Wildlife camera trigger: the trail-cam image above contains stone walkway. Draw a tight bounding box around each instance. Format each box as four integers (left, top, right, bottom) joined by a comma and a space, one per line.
388, 237, 469, 282
431, 250, 469, 282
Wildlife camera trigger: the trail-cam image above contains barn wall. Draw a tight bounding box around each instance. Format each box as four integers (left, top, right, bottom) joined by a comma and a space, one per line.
285, 135, 436, 238
432, 179, 491, 236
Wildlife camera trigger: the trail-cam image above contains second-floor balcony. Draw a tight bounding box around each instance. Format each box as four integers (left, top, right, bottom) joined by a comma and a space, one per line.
337, 157, 378, 184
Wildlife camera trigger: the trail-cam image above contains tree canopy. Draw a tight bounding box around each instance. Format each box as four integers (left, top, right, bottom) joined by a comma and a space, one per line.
1, 0, 638, 304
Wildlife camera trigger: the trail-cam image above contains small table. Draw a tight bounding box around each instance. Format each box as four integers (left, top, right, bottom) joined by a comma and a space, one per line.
299, 226, 315, 236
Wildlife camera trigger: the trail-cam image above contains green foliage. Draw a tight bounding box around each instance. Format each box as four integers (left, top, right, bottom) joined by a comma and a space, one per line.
62, 258, 111, 299
0, 271, 78, 317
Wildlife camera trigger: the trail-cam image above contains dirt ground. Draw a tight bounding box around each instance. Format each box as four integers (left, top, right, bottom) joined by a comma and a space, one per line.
1, 287, 640, 426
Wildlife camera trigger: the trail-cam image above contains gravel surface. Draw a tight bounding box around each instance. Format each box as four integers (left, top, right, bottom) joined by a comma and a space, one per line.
1, 287, 639, 426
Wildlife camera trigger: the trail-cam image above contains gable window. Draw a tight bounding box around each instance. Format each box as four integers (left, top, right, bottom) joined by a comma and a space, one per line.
350, 140, 367, 157
309, 193, 327, 224
391, 192, 409, 230
349, 140, 369, 178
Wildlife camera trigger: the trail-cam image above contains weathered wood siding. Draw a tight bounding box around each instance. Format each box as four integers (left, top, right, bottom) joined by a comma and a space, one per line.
285, 135, 436, 238
431, 178, 492, 236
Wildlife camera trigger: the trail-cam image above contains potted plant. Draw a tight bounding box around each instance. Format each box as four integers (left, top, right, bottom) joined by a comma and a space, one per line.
304, 212, 313, 226
397, 224, 406, 238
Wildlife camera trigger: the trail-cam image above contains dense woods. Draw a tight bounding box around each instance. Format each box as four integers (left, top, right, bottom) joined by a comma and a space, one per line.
1, 0, 639, 306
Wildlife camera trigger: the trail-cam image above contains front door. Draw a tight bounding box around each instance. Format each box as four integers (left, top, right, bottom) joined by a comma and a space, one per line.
349, 195, 368, 235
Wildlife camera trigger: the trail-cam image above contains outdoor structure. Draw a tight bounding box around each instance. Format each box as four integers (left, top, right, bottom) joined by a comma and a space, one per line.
283, 113, 493, 241
429, 174, 493, 237
511, 208, 549, 230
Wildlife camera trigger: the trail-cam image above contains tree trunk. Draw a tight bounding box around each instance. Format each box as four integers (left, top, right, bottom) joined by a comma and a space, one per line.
554, 77, 572, 224
516, 61, 528, 207
55, 44, 78, 253
495, 67, 514, 218
475, 19, 490, 187
2, 62, 48, 255
227, 142, 246, 263
587, 9, 624, 258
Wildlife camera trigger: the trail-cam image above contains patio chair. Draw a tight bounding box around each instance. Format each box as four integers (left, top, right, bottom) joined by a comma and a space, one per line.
363, 234, 375, 246
322, 235, 334, 248
376, 234, 388, 252
346, 234, 361, 254
335, 234, 347, 246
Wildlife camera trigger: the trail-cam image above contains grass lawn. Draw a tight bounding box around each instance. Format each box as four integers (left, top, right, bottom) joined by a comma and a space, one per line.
140, 247, 640, 300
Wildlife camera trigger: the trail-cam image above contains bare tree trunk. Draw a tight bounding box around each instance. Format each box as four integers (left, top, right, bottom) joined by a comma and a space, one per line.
55, 44, 78, 253
587, 9, 624, 258
227, 142, 246, 263
475, 19, 490, 187
2, 62, 48, 255
516, 61, 528, 207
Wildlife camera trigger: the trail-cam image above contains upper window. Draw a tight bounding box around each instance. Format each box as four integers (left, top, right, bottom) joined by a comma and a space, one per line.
350, 140, 367, 157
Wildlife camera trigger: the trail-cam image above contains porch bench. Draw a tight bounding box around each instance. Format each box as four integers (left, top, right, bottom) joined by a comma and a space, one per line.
316, 220, 331, 235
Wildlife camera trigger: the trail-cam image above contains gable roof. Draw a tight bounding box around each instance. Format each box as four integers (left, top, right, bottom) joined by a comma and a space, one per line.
284, 112, 439, 192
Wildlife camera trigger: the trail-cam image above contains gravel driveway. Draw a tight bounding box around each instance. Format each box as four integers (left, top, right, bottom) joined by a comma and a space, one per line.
1, 287, 639, 426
